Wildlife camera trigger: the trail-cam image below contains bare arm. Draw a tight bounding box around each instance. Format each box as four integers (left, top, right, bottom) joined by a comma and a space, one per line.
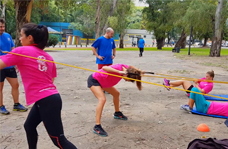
0, 59, 7, 70
193, 82, 205, 94
11, 47, 19, 72
112, 48, 116, 59
92, 46, 98, 57
92, 46, 103, 60
113, 48, 116, 56
102, 66, 126, 74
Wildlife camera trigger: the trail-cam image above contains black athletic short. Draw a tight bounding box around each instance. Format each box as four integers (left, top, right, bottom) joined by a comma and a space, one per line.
0, 68, 17, 82
87, 74, 101, 88
186, 85, 194, 93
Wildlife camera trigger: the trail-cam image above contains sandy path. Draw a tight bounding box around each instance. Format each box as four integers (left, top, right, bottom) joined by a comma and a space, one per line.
0, 50, 227, 149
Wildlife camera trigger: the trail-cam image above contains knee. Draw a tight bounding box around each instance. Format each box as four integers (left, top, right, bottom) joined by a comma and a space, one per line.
24, 121, 30, 132
189, 87, 201, 99
24, 120, 36, 133
113, 91, 120, 98
98, 98, 106, 104
12, 82, 19, 90
191, 87, 200, 93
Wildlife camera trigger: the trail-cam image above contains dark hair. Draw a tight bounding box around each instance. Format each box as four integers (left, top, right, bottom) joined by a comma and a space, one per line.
126, 67, 142, 90
21, 23, 48, 49
0, 18, 5, 24
207, 70, 215, 79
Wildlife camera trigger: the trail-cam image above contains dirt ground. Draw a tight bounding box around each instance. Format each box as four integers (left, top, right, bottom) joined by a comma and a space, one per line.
1, 50, 228, 149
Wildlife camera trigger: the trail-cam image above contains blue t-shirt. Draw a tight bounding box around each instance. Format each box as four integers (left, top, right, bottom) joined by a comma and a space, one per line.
0, 32, 15, 69
138, 38, 145, 48
92, 36, 116, 64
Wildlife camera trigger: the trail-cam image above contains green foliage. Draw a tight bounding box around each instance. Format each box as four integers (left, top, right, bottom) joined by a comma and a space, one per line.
108, 0, 134, 36
5, 0, 15, 38
183, 0, 217, 39
68, 0, 95, 37
127, 7, 144, 29
143, 0, 173, 39
167, 0, 192, 30
48, 34, 59, 47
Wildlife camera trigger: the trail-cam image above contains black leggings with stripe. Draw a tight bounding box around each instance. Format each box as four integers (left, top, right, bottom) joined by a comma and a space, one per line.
24, 94, 77, 149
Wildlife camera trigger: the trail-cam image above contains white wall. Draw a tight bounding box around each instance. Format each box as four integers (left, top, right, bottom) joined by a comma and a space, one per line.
121, 29, 155, 45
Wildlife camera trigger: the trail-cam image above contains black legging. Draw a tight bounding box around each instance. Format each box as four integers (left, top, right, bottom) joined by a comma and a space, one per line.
24, 94, 77, 149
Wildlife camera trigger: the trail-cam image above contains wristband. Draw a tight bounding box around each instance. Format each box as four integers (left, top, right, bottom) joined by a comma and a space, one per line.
113, 54, 115, 56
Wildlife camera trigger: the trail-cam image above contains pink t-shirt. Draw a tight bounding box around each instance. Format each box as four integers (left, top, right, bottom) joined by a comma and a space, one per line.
0, 46, 58, 105
93, 64, 129, 88
198, 78, 213, 94
207, 101, 228, 117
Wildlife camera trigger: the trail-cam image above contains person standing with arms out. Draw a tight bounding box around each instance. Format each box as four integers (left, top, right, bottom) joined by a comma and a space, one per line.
0, 23, 77, 148
138, 37, 145, 57
0, 18, 27, 115
92, 27, 116, 69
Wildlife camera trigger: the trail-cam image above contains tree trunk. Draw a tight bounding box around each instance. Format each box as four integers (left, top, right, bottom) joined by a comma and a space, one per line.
175, 29, 187, 49
0, 2, 6, 18
14, 0, 32, 47
101, 0, 117, 35
156, 38, 165, 50
119, 34, 124, 48
203, 37, 208, 47
181, 39, 186, 49
95, 0, 101, 39
210, 0, 224, 57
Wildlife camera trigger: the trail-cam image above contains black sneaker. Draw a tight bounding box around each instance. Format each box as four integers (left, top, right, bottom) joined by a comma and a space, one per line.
93, 125, 108, 137
113, 111, 128, 120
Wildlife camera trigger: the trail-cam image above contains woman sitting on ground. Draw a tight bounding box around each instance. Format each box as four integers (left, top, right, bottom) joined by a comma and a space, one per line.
163, 70, 214, 96
87, 64, 144, 137
180, 87, 228, 117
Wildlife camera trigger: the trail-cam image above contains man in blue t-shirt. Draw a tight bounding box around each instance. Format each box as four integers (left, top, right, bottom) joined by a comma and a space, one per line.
138, 37, 145, 57
92, 27, 116, 69
0, 18, 27, 115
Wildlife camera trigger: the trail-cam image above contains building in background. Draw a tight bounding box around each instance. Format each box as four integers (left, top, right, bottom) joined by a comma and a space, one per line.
120, 29, 155, 46
41, 22, 157, 47
40, 22, 119, 46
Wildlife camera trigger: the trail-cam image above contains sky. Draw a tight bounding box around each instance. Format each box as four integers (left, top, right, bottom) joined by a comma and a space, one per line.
133, 0, 149, 7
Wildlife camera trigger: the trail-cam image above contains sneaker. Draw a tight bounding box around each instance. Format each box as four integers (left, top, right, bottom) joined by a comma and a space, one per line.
93, 125, 108, 137
113, 111, 128, 120
13, 103, 28, 112
163, 78, 171, 91
0, 105, 10, 115
180, 105, 192, 112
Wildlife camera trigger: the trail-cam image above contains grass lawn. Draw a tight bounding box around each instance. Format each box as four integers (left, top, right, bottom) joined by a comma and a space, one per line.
175, 48, 228, 56
45, 47, 228, 56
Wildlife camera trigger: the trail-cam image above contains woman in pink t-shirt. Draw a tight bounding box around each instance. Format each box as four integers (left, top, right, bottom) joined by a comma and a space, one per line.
87, 64, 144, 137
163, 70, 214, 96
0, 23, 76, 148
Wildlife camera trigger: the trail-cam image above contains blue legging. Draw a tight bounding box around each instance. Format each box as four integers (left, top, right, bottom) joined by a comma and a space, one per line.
24, 94, 77, 149
190, 87, 211, 114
